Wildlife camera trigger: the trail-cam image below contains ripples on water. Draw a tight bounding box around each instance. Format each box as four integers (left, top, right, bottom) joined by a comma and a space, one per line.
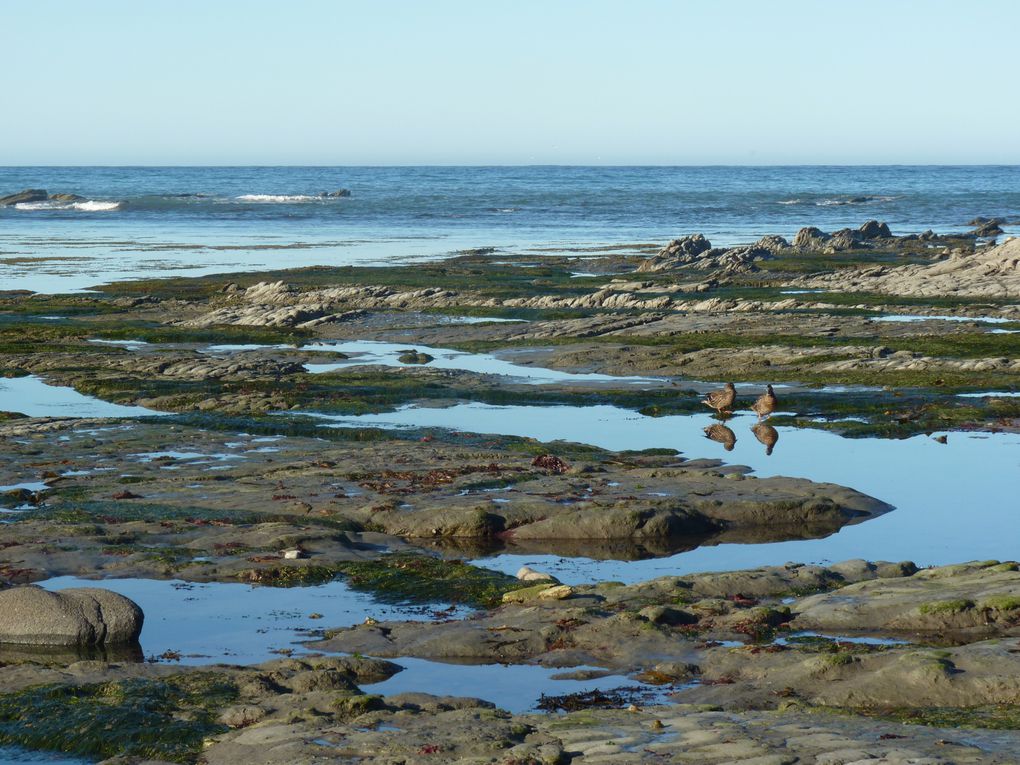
2, 165, 1019, 291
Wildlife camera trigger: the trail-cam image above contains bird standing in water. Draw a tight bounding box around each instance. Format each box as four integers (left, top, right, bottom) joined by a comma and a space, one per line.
702, 382, 736, 415
751, 384, 777, 421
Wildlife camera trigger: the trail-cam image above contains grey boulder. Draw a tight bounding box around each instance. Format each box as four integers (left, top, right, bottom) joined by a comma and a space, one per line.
0, 586, 143, 646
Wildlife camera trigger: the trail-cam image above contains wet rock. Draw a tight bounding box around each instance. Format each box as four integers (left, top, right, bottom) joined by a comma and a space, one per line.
0, 586, 143, 646
49, 193, 87, 203
320, 189, 352, 198
0, 189, 48, 206
397, 349, 434, 364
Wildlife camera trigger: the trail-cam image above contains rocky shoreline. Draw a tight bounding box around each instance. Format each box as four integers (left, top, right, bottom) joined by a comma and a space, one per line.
1, 223, 1019, 762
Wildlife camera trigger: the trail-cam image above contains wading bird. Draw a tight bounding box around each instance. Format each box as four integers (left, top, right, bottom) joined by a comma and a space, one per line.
751, 384, 777, 421
701, 382, 736, 415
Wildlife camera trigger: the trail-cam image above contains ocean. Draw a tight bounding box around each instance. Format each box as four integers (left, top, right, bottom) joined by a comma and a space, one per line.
1, 165, 1018, 292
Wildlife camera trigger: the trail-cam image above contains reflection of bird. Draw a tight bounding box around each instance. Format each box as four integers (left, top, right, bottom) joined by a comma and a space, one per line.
703, 423, 737, 451
751, 384, 777, 420
702, 383, 736, 415
751, 422, 779, 455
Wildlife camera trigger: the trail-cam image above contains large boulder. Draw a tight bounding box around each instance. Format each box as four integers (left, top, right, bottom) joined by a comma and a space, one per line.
792, 226, 829, 250
858, 220, 892, 239
0, 189, 48, 206
0, 586, 143, 646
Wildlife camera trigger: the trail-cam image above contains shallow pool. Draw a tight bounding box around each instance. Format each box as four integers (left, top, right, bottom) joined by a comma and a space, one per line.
305, 402, 1020, 582
0, 376, 161, 419
40, 577, 470, 666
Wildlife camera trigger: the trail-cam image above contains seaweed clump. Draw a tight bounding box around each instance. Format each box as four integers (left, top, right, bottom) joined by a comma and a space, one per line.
0, 674, 238, 763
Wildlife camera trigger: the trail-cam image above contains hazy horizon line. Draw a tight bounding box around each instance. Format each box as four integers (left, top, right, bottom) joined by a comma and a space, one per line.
2, 163, 1019, 170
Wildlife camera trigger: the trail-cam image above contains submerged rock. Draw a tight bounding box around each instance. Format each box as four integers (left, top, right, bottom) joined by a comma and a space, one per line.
0, 188, 48, 206
0, 586, 143, 646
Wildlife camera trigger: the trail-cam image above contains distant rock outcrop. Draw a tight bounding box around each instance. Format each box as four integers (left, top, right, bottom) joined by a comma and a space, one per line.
971, 219, 1005, 237
637, 234, 773, 274
793, 221, 893, 253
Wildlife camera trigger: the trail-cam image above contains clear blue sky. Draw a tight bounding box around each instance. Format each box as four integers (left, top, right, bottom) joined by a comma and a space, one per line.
3, 0, 1018, 165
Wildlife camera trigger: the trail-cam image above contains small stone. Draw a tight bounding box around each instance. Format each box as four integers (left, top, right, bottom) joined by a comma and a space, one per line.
537, 585, 575, 601
516, 566, 558, 583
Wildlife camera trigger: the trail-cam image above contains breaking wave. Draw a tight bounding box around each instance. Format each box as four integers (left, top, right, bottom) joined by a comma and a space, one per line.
777, 195, 902, 207
236, 194, 323, 203
15, 200, 121, 212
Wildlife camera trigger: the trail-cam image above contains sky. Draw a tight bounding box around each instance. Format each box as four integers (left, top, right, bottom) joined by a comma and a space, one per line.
3, 0, 1019, 165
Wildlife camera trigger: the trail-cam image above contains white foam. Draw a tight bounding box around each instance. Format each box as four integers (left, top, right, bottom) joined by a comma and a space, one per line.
73, 200, 120, 211
236, 194, 320, 203
14, 199, 120, 211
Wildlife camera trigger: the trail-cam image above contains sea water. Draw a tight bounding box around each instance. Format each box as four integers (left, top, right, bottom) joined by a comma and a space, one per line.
2, 165, 1018, 292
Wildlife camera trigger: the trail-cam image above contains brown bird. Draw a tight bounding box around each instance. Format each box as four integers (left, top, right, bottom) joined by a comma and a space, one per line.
702, 382, 736, 415
703, 423, 737, 451
751, 422, 779, 455
750, 384, 777, 420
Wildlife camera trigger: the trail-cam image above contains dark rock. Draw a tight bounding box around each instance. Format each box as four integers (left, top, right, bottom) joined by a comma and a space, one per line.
49, 193, 86, 203
321, 189, 352, 198
397, 350, 434, 365
0, 189, 48, 206
532, 454, 570, 474
858, 220, 892, 239
972, 219, 1004, 237
0, 586, 143, 646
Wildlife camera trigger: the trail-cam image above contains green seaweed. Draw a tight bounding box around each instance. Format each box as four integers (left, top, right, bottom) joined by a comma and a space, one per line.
0, 674, 237, 763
